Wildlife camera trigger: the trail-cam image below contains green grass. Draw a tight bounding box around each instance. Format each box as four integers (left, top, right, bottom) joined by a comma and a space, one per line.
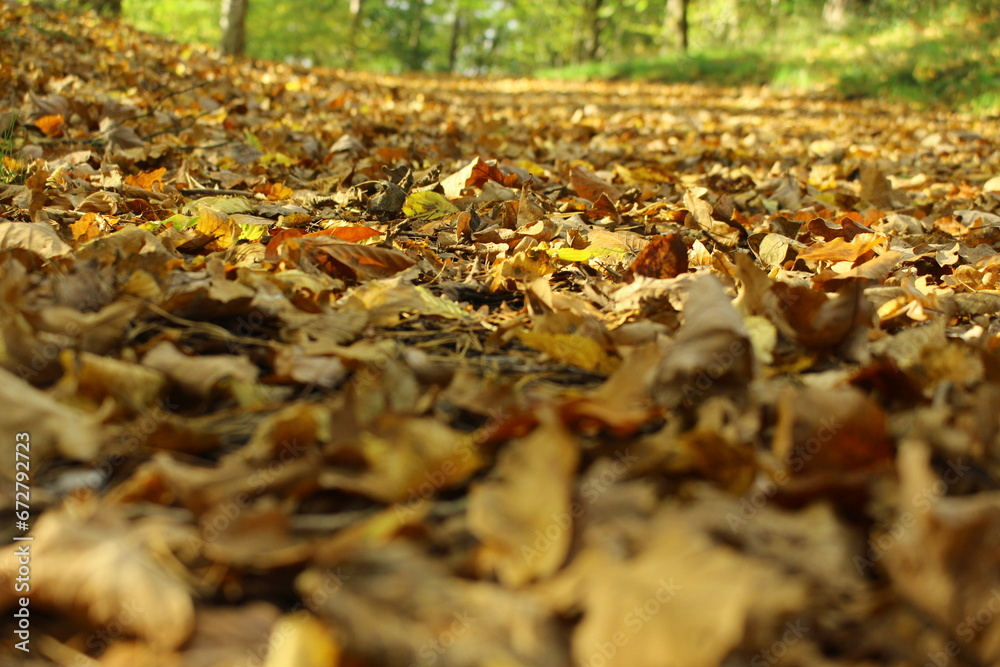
537, 6, 1000, 115
0, 112, 27, 186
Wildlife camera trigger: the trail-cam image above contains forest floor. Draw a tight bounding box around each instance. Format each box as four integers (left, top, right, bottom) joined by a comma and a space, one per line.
2, 4, 1000, 667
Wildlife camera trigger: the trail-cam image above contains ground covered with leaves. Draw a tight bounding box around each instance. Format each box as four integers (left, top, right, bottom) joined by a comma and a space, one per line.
2, 4, 1000, 667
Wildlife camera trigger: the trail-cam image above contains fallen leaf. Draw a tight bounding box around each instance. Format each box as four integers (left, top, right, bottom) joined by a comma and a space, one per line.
469, 412, 580, 585
0, 499, 195, 650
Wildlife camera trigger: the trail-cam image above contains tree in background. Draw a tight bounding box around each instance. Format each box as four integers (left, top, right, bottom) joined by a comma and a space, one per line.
446, 0, 463, 72
92, 0, 997, 109
93, 0, 122, 15
822, 0, 849, 29
220, 0, 248, 57
345, 0, 366, 68
580, 0, 606, 61
663, 0, 689, 53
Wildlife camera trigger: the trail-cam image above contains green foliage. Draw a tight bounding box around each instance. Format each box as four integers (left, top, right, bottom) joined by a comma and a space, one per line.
124, 0, 218, 48
42, 0, 995, 114
0, 113, 27, 186
542, 1, 1000, 114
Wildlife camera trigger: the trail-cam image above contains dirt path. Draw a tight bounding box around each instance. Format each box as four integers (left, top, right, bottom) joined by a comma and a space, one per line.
2, 4, 1000, 666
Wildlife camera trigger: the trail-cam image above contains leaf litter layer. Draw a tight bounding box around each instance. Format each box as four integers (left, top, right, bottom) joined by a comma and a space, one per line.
2, 4, 1000, 666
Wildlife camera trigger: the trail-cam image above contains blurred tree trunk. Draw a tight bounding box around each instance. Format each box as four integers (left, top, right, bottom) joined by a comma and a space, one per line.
220, 0, 248, 57
660, 0, 688, 54
476, 26, 503, 72
823, 0, 849, 30
447, 2, 463, 73
345, 0, 365, 68
722, 0, 739, 41
406, 0, 426, 70
91, 0, 121, 16
581, 0, 605, 62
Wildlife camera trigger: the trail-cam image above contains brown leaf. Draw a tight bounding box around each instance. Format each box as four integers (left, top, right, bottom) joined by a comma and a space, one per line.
0, 367, 102, 472
319, 415, 482, 503
0, 500, 195, 650
142, 341, 260, 397
516, 179, 547, 227
570, 165, 621, 203
882, 442, 1000, 664
767, 279, 872, 349
0, 221, 72, 258
627, 233, 688, 279
860, 162, 898, 209
773, 385, 893, 478
283, 236, 415, 282
563, 509, 806, 667
468, 411, 580, 585
301, 545, 568, 666
683, 188, 743, 247
653, 275, 754, 407
441, 156, 509, 197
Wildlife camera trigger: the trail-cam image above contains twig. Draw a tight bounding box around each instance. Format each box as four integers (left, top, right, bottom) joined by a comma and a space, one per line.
179, 188, 255, 197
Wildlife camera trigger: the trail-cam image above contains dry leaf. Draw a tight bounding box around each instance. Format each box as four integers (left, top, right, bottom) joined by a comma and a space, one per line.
469, 412, 580, 585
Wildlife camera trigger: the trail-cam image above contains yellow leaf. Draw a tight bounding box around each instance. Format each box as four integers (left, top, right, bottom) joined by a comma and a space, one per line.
237, 222, 267, 241
515, 159, 547, 178
261, 152, 296, 167
263, 614, 340, 667
550, 248, 598, 262
547, 246, 630, 262
489, 248, 556, 289
517, 329, 617, 373
402, 191, 459, 220
195, 206, 237, 249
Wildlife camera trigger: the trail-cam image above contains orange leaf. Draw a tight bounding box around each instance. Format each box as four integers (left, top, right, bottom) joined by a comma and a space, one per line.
257, 182, 294, 201
308, 226, 382, 243
125, 168, 167, 191
34, 114, 64, 138
356, 255, 389, 267
70, 212, 102, 242
265, 228, 305, 262
796, 234, 884, 263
